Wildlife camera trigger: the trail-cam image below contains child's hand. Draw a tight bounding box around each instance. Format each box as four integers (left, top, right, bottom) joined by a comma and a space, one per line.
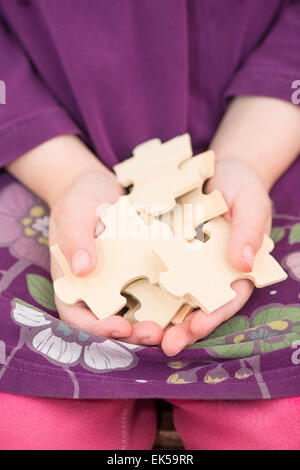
49, 170, 164, 345
160, 158, 272, 356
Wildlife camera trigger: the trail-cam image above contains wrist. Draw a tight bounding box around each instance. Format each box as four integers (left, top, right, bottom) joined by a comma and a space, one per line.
6, 134, 119, 208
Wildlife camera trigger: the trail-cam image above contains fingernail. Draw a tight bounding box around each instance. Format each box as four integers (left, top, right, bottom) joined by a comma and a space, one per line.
71, 250, 91, 275
165, 349, 182, 357
242, 244, 254, 270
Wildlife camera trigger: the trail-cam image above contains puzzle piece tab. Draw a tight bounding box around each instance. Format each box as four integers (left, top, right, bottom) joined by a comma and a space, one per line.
153, 217, 287, 314
113, 134, 202, 216
52, 198, 173, 320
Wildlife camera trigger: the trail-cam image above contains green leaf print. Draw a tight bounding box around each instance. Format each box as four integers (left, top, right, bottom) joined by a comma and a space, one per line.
259, 333, 300, 354
190, 336, 226, 348
188, 339, 254, 359
186, 304, 300, 359
289, 223, 300, 244
207, 316, 250, 339
26, 274, 57, 311
271, 227, 285, 243
252, 306, 300, 327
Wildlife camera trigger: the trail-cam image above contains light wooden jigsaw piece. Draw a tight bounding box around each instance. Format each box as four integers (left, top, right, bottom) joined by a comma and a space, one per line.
163, 151, 228, 240
123, 283, 193, 327
113, 134, 203, 216
123, 278, 190, 328
153, 216, 287, 314
171, 304, 193, 325
123, 294, 140, 324
51, 198, 173, 320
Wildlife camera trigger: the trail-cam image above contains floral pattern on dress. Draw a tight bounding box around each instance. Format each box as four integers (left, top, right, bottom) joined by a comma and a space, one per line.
11, 301, 142, 373
0, 183, 50, 271
284, 251, 300, 281
187, 304, 300, 358
165, 303, 300, 398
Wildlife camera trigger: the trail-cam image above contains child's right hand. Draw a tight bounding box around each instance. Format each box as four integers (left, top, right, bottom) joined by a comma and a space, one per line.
49, 169, 164, 345
160, 157, 273, 355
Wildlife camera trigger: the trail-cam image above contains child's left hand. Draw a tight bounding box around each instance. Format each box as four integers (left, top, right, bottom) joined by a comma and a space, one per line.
160, 158, 272, 356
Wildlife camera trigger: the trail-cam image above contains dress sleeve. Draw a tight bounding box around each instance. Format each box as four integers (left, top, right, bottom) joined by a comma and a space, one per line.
0, 17, 81, 168
225, 0, 300, 103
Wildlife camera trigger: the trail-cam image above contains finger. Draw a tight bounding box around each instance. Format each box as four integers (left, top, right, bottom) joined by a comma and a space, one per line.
190, 279, 253, 338
161, 312, 199, 356
54, 195, 100, 276
122, 321, 164, 346
56, 296, 132, 338
228, 184, 271, 272
162, 279, 253, 355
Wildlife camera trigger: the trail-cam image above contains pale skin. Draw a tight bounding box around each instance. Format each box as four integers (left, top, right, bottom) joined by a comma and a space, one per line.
6, 95, 300, 355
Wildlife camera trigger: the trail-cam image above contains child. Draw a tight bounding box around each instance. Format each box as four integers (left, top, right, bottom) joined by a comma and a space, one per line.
0, 0, 299, 450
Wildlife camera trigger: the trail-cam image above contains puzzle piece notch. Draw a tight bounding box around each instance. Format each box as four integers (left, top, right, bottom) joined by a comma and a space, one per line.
171, 304, 194, 325
114, 134, 204, 216
52, 198, 174, 320
123, 278, 190, 328
152, 217, 287, 314
123, 294, 140, 324
123, 283, 194, 327
171, 190, 228, 240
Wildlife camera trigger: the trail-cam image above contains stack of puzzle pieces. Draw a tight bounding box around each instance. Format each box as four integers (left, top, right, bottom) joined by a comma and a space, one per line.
51, 134, 287, 329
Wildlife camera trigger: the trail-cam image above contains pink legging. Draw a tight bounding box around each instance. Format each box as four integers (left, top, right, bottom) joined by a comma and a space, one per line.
0, 392, 299, 450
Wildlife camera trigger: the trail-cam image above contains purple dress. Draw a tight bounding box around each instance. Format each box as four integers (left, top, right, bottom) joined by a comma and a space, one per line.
0, 0, 299, 399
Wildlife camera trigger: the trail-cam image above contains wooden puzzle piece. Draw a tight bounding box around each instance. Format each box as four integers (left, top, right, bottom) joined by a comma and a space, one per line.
97, 196, 173, 241
114, 134, 193, 185
113, 134, 203, 216
52, 198, 173, 320
123, 278, 190, 328
162, 151, 228, 240
123, 294, 140, 324
124, 284, 193, 327
171, 305, 194, 325
152, 216, 287, 314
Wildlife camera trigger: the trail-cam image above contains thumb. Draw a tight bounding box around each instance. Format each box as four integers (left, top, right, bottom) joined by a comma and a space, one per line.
55, 197, 101, 277
228, 184, 272, 272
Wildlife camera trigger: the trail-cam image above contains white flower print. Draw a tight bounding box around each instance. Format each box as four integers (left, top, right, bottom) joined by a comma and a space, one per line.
32, 328, 82, 365
84, 340, 135, 370
11, 302, 141, 372
13, 303, 51, 327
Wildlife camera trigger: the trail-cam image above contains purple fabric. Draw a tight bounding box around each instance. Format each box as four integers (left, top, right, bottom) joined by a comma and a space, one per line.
0, 0, 299, 399
0, 157, 299, 399
0, 0, 300, 167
